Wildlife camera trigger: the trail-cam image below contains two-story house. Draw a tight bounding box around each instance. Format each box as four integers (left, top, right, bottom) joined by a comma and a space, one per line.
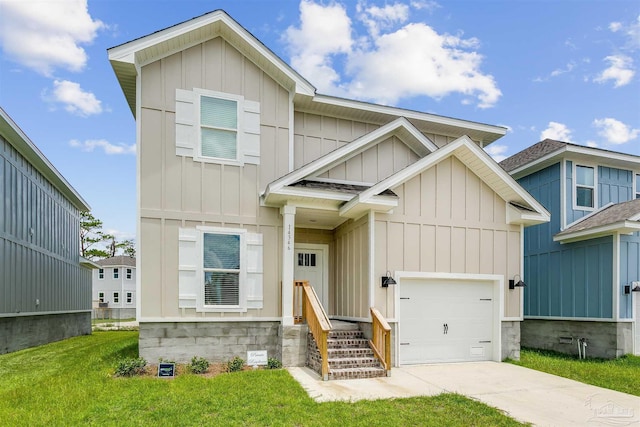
93, 256, 137, 319
1, 107, 95, 354
501, 139, 640, 358
108, 10, 549, 376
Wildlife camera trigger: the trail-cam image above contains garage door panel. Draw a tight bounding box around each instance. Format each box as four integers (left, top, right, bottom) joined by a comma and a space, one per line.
399, 278, 496, 364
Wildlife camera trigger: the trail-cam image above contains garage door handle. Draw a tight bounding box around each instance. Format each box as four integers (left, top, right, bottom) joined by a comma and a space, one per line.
400, 297, 410, 300
479, 341, 491, 343
480, 298, 492, 301
400, 342, 410, 345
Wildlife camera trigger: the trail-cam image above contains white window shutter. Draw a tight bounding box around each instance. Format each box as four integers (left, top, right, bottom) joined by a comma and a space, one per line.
243, 100, 261, 165
176, 89, 195, 157
178, 228, 198, 308
246, 232, 263, 308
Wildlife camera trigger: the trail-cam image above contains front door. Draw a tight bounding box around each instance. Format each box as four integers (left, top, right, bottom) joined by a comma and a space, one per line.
294, 244, 328, 308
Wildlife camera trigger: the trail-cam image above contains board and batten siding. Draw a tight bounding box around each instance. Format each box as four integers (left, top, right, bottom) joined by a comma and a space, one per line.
0, 134, 90, 316
139, 37, 289, 319
620, 233, 640, 319
519, 163, 617, 319
374, 156, 522, 319
333, 216, 370, 319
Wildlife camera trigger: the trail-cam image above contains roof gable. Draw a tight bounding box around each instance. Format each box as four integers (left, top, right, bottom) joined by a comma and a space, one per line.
108, 10, 315, 115
264, 117, 438, 198
341, 135, 550, 223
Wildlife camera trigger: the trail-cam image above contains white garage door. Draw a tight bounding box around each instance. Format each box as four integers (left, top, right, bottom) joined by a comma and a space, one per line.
399, 278, 495, 364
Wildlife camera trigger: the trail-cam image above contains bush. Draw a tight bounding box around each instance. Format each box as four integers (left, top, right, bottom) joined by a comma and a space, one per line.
189, 356, 210, 374
226, 356, 245, 372
267, 357, 282, 369
114, 357, 147, 377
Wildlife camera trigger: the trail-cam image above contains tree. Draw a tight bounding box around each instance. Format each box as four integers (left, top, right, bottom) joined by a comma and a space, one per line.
80, 211, 111, 260
106, 236, 136, 258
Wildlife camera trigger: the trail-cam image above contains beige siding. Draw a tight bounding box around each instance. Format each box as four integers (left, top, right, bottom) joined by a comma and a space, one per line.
139, 37, 289, 319
374, 156, 522, 319
333, 216, 370, 319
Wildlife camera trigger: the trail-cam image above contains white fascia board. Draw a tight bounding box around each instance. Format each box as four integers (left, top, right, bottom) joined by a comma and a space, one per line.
264, 117, 427, 196
506, 205, 549, 226
107, 11, 315, 96
312, 94, 507, 138
0, 108, 90, 211
267, 186, 353, 203
339, 196, 397, 218
553, 221, 640, 243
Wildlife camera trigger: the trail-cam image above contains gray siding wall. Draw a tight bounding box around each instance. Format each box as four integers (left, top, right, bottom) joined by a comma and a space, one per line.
0, 134, 90, 316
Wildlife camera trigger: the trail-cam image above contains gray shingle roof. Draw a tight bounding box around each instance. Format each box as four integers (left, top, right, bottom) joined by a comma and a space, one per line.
499, 139, 567, 172
556, 198, 640, 237
290, 180, 398, 197
96, 255, 136, 267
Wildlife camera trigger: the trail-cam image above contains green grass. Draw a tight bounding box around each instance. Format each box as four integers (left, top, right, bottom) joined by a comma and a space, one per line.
508, 348, 640, 396
0, 332, 525, 427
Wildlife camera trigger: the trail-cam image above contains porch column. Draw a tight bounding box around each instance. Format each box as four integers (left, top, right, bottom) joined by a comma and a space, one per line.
281, 205, 296, 326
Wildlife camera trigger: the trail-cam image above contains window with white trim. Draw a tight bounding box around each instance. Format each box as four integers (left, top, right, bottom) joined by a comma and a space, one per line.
175, 88, 261, 166
178, 226, 263, 313
126, 292, 132, 304
636, 174, 640, 199
98, 292, 104, 303
575, 165, 595, 209
113, 292, 119, 304
126, 268, 132, 280
98, 269, 104, 279
113, 268, 119, 279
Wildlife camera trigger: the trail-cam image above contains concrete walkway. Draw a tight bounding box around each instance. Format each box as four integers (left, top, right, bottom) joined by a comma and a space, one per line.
288, 362, 640, 426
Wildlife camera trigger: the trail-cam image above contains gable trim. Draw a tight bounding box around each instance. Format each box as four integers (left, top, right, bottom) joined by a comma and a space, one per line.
263, 117, 437, 198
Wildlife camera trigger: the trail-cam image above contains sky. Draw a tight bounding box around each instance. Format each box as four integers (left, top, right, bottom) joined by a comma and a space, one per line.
1, 0, 639, 243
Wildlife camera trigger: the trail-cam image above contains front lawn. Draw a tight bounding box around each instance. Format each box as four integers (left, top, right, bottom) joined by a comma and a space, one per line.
509, 348, 640, 396
0, 331, 525, 426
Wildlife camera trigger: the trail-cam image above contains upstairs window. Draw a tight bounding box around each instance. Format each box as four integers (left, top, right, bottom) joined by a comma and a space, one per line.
113, 268, 119, 279
126, 268, 132, 280
199, 95, 238, 161
203, 233, 241, 307
98, 269, 104, 279
636, 174, 640, 199
575, 165, 595, 209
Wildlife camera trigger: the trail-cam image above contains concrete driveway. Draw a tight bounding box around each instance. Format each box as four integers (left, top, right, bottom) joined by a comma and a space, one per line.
288, 362, 640, 426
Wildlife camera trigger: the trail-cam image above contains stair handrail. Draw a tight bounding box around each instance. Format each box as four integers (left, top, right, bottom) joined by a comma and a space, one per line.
297, 280, 332, 380
369, 307, 391, 374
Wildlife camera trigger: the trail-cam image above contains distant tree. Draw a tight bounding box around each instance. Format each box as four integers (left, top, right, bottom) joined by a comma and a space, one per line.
80, 211, 111, 260
107, 236, 136, 258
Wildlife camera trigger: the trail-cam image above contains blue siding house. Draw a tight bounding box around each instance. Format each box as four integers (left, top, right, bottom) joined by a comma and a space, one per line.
501, 139, 640, 358
0, 108, 96, 354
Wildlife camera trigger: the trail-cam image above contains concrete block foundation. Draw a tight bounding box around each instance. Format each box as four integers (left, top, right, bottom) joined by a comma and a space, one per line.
501, 321, 521, 361
0, 312, 91, 355
521, 319, 633, 359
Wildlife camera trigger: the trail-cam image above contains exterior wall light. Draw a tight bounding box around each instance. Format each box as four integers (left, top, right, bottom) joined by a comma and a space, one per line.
509, 274, 526, 290
381, 271, 397, 287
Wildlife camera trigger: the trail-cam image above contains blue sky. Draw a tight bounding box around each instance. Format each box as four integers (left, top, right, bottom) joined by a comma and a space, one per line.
1, 0, 639, 243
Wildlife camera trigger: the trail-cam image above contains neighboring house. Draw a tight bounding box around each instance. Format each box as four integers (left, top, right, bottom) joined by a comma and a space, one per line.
0, 108, 95, 355
108, 10, 549, 369
501, 139, 640, 358
93, 256, 137, 319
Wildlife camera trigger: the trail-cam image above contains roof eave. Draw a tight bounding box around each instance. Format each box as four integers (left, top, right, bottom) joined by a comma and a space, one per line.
553, 221, 640, 243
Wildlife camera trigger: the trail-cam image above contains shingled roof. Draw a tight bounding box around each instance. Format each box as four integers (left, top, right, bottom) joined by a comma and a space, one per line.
96, 256, 136, 267
555, 198, 640, 242
499, 139, 567, 172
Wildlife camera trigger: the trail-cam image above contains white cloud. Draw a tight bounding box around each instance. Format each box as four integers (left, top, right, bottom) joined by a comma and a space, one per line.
484, 144, 508, 162
609, 22, 623, 33
594, 55, 635, 87
285, 0, 501, 108
609, 15, 640, 51
47, 80, 102, 116
410, 1, 440, 12
0, 0, 104, 76
593, 118, 639, 145
550, 61, 576, 77
69, 139, 135, 155
540, 122, 573, 142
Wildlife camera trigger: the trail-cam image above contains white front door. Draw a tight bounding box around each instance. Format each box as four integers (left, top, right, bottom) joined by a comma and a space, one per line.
399, 278, 495, 364
294, 244, 328, 308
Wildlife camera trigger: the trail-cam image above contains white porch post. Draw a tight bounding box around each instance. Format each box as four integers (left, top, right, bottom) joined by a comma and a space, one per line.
281, 205, 296, 326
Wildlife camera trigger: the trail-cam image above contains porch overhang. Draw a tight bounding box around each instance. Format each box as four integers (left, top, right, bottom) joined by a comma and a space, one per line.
554, 221, 640, 244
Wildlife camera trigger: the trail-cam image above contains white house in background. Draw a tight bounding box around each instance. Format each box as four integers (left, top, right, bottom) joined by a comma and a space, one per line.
93, 256, 137, 319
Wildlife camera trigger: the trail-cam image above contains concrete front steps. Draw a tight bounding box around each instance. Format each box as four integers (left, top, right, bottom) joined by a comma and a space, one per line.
306, 320, 387, 380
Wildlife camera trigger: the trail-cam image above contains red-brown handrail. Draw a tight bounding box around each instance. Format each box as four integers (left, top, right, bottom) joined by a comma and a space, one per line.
294, 280, 332, 380
370, 307, 391, 375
